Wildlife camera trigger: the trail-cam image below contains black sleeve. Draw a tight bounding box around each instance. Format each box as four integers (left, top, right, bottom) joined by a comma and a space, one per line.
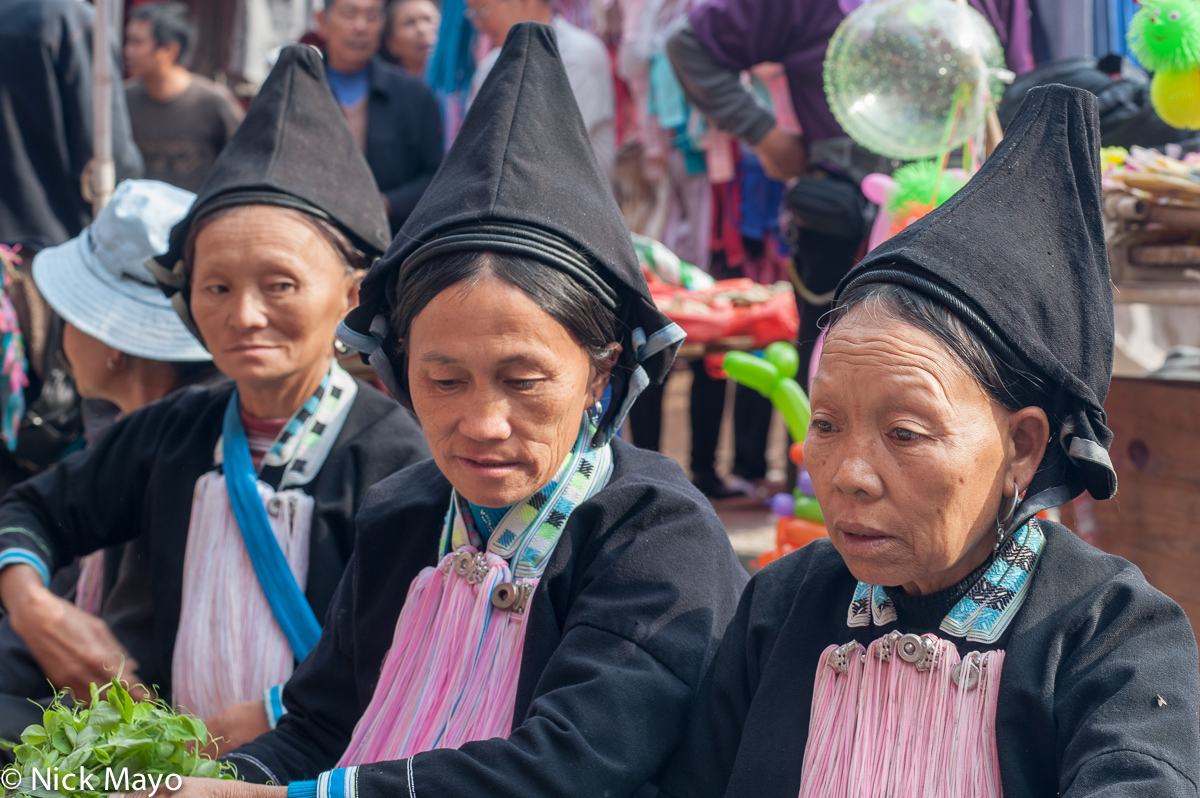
657, 567, 780, 798
382, 87, 443, 228
0, 399, 176, 578
1053, 570, 1200, 796
665, 17, 776, 146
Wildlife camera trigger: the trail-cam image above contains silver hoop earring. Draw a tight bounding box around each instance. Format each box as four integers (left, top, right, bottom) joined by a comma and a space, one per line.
994, 480, 1020, 551
106, 355, 118, 372
587, 400, 603, 426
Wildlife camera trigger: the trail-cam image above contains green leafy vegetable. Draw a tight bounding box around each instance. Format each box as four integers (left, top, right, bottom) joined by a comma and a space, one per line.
1, 680, 236, 797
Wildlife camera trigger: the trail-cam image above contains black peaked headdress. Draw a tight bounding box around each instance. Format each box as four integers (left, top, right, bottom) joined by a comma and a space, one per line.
837, 84, 1116, 527
339, 22, 683, 444
150, 44, 391, 341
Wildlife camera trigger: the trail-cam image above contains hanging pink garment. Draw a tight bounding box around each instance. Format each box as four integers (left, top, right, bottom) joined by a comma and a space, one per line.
337, 547, 536, 766
799, 632, 1004, 798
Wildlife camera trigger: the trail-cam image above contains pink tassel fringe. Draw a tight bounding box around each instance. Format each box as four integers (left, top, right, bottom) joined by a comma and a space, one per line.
799, 634, 1004, 798
338, 547, 535, 766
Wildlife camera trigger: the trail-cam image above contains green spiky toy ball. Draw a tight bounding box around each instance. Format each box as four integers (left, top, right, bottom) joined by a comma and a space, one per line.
1128, 0, 1200, 129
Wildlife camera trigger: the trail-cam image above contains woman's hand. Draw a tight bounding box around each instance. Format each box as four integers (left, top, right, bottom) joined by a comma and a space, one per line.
112, 776, 288, 798
203, 700, 272, 758
1, 564, 147, 699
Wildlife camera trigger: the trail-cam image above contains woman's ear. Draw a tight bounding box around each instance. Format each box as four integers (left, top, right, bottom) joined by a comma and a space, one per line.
346, 268, 366, 311
1007, 406, 1050, 496
588, 342, 622, 400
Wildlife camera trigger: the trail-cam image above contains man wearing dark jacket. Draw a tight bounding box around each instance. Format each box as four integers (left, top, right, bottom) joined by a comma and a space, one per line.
0, 0, 143, 249
317, 0, 443, 234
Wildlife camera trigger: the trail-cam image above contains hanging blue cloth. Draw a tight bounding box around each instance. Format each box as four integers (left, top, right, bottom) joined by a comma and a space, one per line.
426, 0, 475, 95
222, 392, 322, 660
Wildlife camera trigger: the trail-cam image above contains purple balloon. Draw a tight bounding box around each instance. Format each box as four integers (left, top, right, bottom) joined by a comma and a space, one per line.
796, 467, 815, 497
770, 492, 795, 518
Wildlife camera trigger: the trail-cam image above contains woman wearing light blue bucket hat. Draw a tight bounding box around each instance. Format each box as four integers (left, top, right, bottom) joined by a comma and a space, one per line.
31, 180, 214, 406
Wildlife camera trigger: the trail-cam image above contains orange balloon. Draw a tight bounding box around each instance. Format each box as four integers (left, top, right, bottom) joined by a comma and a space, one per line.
789, 441, 805, 465
776, 517, 828, 549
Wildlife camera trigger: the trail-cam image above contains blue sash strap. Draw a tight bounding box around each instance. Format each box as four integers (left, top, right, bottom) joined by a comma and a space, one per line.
222, 391, 322, 660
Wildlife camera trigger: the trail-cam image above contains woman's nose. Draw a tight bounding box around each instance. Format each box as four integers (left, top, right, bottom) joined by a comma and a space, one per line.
228, 290, 269, 330
829, 442, 885, 499
457, 396, 512, 442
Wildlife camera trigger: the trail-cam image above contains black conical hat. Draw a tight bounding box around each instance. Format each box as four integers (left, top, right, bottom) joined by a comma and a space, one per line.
837, 84, 1116, 521
151, 44, 390, 337
341, 22, 682, 442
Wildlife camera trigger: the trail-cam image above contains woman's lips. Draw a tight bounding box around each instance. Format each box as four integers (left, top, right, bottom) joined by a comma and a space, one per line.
456, 456, 521, 479
227, 344, 279, 356
835, 522, 897, 555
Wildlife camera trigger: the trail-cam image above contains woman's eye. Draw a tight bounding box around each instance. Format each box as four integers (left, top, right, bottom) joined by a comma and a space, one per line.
892, 427, 920, 442
507, 379, 539, 391
811, 419, 835, 433
270, 281, 296, 292
203, 284, 227, 295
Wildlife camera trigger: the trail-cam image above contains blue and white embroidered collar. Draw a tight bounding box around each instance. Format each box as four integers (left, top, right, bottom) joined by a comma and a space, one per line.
213, 361, 358, 488
846, 518, 1046, 645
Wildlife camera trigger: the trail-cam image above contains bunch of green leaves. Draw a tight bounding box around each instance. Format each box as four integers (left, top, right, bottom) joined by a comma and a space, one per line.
1, 679, 236, 798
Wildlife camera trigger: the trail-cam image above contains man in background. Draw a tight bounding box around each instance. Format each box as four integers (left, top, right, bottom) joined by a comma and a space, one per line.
124, 2, 243, 193
317, 0, 443, 233
0, 0, 143, 249
466, 0, 614, 177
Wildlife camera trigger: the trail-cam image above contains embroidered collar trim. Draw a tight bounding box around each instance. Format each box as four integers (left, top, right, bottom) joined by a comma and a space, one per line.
846, 518, 1046, 645
214, 361, 359, 488
440, 417, 613, 580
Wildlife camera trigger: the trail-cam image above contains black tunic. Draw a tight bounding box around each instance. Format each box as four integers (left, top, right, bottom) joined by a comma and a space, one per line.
229, 438, 749, 797
0, 379, 430, 698
658, 522, 1200, 798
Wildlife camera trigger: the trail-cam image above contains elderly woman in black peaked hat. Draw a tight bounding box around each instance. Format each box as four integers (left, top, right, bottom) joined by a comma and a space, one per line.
0, 46, 428, 749
656, 85, 1200, 798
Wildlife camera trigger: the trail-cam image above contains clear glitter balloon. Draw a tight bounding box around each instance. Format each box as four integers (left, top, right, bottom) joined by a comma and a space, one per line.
824, 0, 1006, 159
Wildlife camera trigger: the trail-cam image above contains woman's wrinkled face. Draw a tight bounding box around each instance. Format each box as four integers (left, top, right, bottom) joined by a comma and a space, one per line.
804, 308, 1014, 595
407, 274, 606, 508
190, 206, 358, 392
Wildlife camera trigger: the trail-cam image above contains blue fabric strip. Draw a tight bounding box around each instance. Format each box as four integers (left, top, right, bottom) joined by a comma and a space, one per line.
335, 319, 380, 354
223, 391, 322, 660
262, 683, 287, 729
0, 549, 50, 586
312, 768, 356, 798
288, 780, 318, 798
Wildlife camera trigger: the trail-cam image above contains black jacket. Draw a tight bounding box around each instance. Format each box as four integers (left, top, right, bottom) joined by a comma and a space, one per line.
0, 379, 429, 698
0, 0, 143, 248
364, 58, 443, 233
658, 523, 1200, 797
228, 439, 749, 797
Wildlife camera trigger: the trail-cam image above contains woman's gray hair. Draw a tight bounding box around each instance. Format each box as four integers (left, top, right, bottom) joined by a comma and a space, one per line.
390, 249, 620, 372
828, 281, 1055, 417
